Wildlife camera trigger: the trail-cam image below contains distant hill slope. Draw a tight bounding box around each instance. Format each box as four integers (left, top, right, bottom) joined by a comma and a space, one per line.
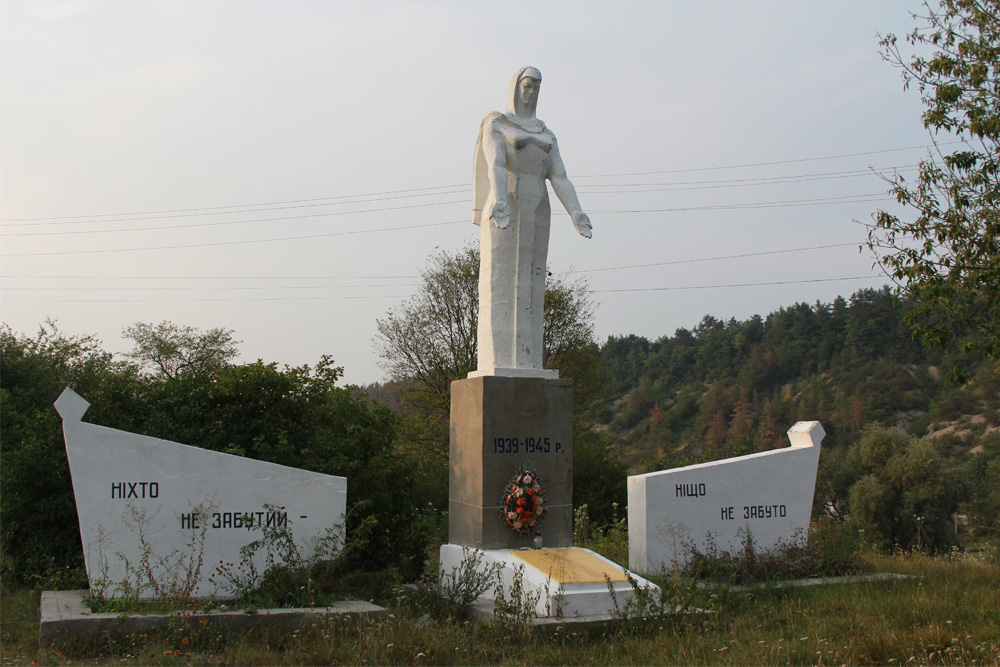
595, 287, 999, 472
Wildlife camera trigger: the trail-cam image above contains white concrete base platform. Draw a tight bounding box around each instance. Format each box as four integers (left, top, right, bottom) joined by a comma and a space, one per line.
439, 544, 659, 621
467, 367, 559, 379
39, 590, 385, 645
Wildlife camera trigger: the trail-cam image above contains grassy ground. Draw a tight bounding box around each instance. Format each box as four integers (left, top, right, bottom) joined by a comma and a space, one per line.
3, 549, 998, 666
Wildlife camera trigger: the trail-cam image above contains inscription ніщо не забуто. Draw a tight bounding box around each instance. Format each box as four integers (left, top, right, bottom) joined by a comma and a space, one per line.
492, 436, 563, 454
720, 504, 788, 520
672, 482, 788, 521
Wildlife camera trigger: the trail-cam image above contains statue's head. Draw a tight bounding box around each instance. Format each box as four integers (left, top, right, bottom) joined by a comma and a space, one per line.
507, 66, 542, 119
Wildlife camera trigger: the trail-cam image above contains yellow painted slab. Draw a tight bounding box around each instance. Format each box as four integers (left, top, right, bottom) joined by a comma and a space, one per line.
511, 548, 629, 584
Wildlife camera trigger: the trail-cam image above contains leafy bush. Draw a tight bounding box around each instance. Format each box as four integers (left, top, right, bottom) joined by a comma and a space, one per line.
209, 506, 378, 610
572, 427, 627, 525
0, 323, 141, 584
847, 425, 961, 552
572, 502, 628, 566
607, 569, 700, 636
964, 441, 1000, 536
405, 547, 499, 621
680, 520, 867, 585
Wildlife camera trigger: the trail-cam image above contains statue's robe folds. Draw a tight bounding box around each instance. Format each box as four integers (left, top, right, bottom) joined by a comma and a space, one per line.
473, 111, 560, 376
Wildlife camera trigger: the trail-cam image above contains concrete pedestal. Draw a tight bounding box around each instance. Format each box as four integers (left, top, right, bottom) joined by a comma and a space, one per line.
449, 376, 573, 549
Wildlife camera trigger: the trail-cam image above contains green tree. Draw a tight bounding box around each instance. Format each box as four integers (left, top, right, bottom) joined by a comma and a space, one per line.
0, 322, 142, 583
121, 356, 419, 574
813, 446, 856, 521
572, 427, 627, 525
869, 0, 1000, 378
846, 425, 960, 552
123, 321, 240, 380
374, 245, 600, 451
753, 401, 782, 451
726, 389, 754, 454
964, 440, 1000, 535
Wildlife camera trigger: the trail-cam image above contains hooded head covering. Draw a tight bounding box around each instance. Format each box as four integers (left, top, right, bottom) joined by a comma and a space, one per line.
506, 66, 542, 120
474, 67, 546, 225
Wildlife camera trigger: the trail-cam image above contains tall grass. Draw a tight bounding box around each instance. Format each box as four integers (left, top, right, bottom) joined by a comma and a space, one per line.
6, 547, 998, 665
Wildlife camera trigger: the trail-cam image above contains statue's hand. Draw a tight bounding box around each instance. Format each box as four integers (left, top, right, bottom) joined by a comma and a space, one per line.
490, 199, 511, 229
573, 212, 593, 238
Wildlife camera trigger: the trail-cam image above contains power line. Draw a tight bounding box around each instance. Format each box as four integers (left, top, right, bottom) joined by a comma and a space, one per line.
1, 200, 469, 237
0, 294, 413, 303
588, 193, 889, 214
0, 184, 470, 224
2, 191, 892, 247
560, 242, 862, 275
2, 242, 862, 282
4, 276, 884, 303
2, 283, 417, 291
0, 275, 885, 303
1, 141, 951, 224
0, 219, 467, 257
0, 273, 420, 280
0, 189, 469, 230
577, 166, 918, 194
576, 141, 963, 178
3, 164, 914, 231
592, 276, 883, 293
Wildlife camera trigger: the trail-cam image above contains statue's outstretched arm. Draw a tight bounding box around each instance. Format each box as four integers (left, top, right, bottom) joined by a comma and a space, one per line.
548, 141, 592, 238
481, 122, 511, 229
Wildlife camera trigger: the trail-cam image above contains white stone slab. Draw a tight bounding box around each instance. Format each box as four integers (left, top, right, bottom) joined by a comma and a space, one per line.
467, 367, 559, 379
39, 590, 384, 645
439, 544, 658, 619
628, 421, 825, 574
55, 387, 347, 599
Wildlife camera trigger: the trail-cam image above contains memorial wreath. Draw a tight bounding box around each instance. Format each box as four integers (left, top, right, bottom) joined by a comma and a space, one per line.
500, 463, 545, 536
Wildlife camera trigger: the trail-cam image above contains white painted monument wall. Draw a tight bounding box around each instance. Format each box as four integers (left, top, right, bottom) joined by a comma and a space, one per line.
628, 421, 824, 574
55, 388, 347, 599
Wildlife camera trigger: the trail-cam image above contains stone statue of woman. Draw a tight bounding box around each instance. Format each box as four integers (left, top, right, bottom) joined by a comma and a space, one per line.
470, 66, 592, 378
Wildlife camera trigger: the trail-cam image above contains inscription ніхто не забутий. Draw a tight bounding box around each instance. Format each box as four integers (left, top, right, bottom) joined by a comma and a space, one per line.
179, 509, 294, 530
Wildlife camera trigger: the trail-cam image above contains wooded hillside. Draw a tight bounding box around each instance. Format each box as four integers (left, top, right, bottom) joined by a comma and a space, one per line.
594, 286, 999, 471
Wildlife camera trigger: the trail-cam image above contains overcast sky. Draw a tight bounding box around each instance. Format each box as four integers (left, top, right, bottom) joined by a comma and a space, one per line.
1, 1, 933, 385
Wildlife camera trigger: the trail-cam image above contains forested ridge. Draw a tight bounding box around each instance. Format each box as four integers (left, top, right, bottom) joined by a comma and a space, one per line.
594, 286, 999, 471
